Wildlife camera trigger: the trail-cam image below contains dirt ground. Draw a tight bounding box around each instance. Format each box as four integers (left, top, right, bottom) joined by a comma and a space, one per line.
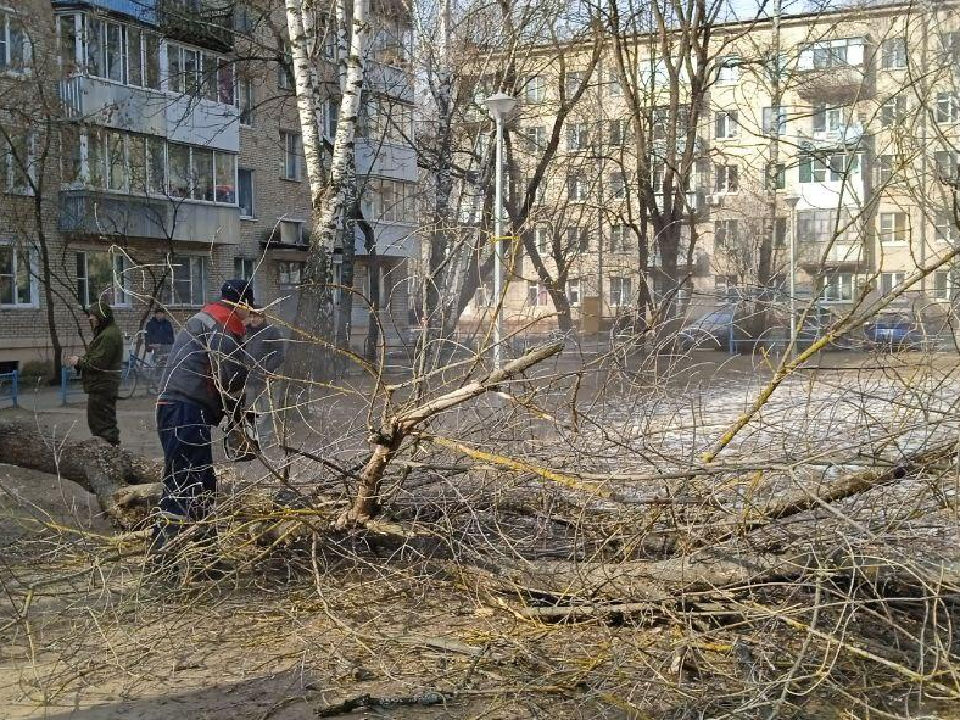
2, 349, 959, 719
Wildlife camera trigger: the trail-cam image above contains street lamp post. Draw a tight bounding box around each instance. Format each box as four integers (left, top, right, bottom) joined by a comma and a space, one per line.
784, 195, 801, 352
484, 92, 518, 369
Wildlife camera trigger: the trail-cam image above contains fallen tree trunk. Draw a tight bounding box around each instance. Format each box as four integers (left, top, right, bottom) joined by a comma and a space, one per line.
0, 421, 161, 521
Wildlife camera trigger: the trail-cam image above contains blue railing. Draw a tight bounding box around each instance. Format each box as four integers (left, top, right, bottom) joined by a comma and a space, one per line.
0, 371, 18, 409
60, 366, 85, 406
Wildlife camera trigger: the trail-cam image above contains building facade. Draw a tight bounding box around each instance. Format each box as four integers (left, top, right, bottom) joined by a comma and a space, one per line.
459, 2, 960, 336
0, 0, 416, 372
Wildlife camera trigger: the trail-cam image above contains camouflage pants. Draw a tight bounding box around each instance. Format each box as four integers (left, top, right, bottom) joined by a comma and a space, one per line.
87, 390, 120, 446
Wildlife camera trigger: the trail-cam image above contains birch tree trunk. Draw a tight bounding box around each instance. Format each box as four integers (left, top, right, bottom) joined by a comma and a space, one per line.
284, 0, 368, 385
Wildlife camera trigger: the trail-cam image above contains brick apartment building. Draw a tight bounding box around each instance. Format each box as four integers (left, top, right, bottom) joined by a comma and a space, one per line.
459, 1, 960, 336
0, 0, 417, 372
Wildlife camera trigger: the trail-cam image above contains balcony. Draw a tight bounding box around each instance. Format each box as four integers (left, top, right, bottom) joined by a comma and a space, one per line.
795, 66, 873, 104
157, 0, 233, 52
52, 0, 157, 23
797, 239, 866, 267
59, 190, 238, 244
60, 75, 239, 153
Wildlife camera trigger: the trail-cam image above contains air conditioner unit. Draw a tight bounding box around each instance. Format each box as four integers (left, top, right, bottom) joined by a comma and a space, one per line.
279, 220, 304, 245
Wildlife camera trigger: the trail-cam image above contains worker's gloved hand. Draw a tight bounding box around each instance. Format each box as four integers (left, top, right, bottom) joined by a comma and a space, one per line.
224, 420, 258, 462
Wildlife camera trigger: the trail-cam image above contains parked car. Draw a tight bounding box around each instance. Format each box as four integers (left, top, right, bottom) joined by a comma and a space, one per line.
677, 308, 738, 351
863, 314, 924, 349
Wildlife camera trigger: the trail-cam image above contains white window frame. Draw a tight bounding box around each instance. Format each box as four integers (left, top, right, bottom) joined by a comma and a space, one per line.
0, 239, 38, 308
534, 226, 549, 254
935, 213, 958, 243
881, 96, 906, 128
934, 270, 953, 301
879, 211, 909, 244
714, 219, 739, 249
566, 278, 581, 307
715, 110, 738, 140
75, 250, 130, 307
763, 105, 788, 135
280, 130, 302, 181
277, 260, 305, 288
822, 272, 854, 302
567, 174, 588, 202
610, 224, 630, 253
527, 281, 549, 308
715, 56, 740, 85
165, 254, 208, 308
238, 168, 255, 218
880, 272, 906, 295
715, 164, 738, 194
937, 93, 960, 124
881, 37, 907, 70
609, 277, 632, 307
566, 122, 588, 151
3, 129, 37, 195
0, 8, 32, 73
525, 75, 545, 103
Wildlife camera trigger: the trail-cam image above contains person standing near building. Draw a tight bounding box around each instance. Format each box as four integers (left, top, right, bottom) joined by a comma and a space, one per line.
67, 300, 123, 447
151, 279, 253, 570
144, 307, 176, 392
244, 310, 286, 444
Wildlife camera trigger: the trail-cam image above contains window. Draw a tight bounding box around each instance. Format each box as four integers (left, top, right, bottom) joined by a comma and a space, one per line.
609, 277, 632, 307
715, 164, 738, 193
524, 126, 546, 153
106, 131, 125, 191
881, 96, 906, 127
567, 174, 588, 202
813, 106, 843, 134
941, 32, 960, 63
144, 33, 160, 89
238, 169, 254, 217
564, 70, 585, 97
566, 122, 588, 151
716, 56, 740, 85
3, 130, 36, 194
880, 272, 905, 295
936, 213, 958, 243
127, 25, 142, 85
607, 70, 621, 95
237, 69, 255, 125
609, 172, 626, 199
935, 151, 959, 183
278, 43, 293, 90
800, 153, 859, 183
714, 219, 739, 249
798, 209, 847, 244
608, 119, 628, 147
362, 177, 416, 223
473, 284, 492, 308
937, 93, 960, 124
610, 225, 630, 252
774, 217, 787, 246
128, 135, 146, 193
766, 162, 786, 191
0, 242, 36, 307
800, 38, 865, 69
934, 270, 954, 301
879, 211, 908, 244
0, 10, 31, 71
534, 226, 549, 254
76, 251, 127, 307
277, 260, 304, 287
567, 227, 589, 252
58, 14, 80, 69
715, 110, 738, 140
877, 154, 895, 184
881, 38, 907, 69
525, 76, 545, 103
61, 126, 82, 186
281, 131, 302, 181
822, 272, 854, 302
146, 136, 165, 194
763, 106, 788, 135
166, 255, 208, 307
234, 257, 256, 295
165, 43, 233, 102
167, 143, 191, 197
566, 279, 581, 307
527, 281, 548, 307
214, 152, 236, 203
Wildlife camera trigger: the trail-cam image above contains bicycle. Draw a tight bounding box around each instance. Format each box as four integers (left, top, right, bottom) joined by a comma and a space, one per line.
120, 332, 169, 399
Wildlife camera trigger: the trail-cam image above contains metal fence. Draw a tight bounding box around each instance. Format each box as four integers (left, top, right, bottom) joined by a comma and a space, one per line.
0, 371, 18, 409
60, 367, 85, 406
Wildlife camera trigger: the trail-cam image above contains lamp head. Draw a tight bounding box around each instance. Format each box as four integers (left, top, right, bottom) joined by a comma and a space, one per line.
484, 92, 518, 121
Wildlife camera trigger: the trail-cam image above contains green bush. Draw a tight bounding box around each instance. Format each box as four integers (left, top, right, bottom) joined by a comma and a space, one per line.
18, 360, 54, 380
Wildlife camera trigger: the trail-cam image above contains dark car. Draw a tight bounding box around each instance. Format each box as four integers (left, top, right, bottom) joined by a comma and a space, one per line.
863, 314, 924, 350
677, 309, 738, 351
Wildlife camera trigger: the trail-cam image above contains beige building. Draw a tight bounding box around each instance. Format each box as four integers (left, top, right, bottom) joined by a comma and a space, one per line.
460, 1, 960, 337
0, 0, 416, 373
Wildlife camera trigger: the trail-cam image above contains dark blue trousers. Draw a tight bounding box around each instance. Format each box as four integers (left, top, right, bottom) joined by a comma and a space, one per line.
153, 401, 218, 551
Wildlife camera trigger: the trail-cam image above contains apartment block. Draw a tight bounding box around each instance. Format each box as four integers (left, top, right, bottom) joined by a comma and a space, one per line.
0, 0, 416, 370
460, 1, 960, 334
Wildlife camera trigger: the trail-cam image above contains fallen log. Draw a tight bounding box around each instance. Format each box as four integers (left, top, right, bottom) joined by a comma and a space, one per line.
0, 421, 161, 521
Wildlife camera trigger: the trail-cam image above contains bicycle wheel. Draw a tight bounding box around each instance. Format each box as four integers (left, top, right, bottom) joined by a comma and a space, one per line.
119, 363, 139, 399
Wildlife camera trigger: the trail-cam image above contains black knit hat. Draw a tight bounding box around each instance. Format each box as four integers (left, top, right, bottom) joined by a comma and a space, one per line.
221, 278, 255, 306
